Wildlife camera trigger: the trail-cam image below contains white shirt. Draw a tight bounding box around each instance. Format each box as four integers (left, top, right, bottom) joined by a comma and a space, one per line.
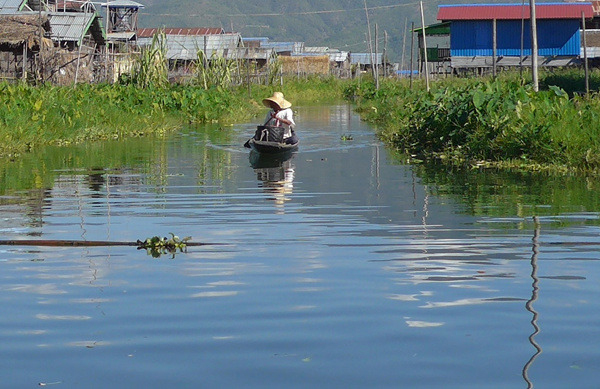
264, 108, 295, 138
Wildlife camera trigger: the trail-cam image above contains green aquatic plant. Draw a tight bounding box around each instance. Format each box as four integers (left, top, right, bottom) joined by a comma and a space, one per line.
340, 134, 354, 141
137, 233, 192, 258
346, 73, 600, 172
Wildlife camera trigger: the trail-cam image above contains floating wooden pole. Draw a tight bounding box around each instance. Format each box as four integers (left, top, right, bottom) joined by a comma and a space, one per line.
0, 240, 223, 247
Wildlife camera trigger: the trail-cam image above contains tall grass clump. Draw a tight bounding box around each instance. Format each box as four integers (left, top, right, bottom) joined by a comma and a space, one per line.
345, 73, 600, 171
129, 31, 169, 88
193, 50, 238, 90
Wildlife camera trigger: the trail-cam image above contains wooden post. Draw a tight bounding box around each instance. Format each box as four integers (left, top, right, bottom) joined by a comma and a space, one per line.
375, 23, 379, 89
383, 30, 388, 78
364, 0, 377, 88
420, 1, 430, 91
22, 43, 27, 80
105, 1, 110, 82
582, 11, 589, 95
246, 59, 250, 98
401, 18, 407, 78
410, 22, 415, 88
38, 0, 43, 82
492, 19, 497, 77
530, 0, 539, 92
520, 1, 525, 78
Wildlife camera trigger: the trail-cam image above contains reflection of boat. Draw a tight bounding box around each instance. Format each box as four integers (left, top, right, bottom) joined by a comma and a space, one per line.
244, 125, 299, 154
249, 149, 294, 169
250, 151, 295, 212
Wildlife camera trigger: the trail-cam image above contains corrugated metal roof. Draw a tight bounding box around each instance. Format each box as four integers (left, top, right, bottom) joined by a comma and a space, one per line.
259, 41, 304, 54
138, 33, 242, 60
0, 0, 25, 14
329, 51, 349, 62
413, 21, 451, 36
107, 31, 135, 41
438, 2, 594, 20
242, 37, 269, 43
304, 46, 329, 53
47, 12, 97, 43
230, 47, 275, 60
103, 0, 144, 8
260, 41, 295, 51
350, 53, 383, 65
137, 27, 224, 38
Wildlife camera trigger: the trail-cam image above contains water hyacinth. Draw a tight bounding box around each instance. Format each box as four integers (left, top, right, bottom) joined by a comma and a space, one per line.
345, 72, 600, 172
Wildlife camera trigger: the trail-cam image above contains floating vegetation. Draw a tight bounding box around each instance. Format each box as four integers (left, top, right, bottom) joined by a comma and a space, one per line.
136, 233, 192, 258
345, 71, 600, 172
340, 134, 354, 141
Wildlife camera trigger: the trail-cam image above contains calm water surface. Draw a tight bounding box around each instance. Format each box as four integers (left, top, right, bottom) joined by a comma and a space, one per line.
1, 105, 600, 388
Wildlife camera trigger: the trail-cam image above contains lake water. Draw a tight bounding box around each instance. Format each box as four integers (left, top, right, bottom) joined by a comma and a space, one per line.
1, 105, 600, 388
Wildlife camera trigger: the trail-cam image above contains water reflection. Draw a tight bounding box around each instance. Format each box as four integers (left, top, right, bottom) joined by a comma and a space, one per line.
250, 151, 295, 213
523, 217, 542, 388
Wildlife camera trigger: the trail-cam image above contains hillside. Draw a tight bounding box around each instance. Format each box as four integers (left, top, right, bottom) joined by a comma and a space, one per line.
137, 0, 446, 61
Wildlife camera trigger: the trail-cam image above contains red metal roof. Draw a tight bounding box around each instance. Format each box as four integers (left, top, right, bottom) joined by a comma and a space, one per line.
137, 28, 225, 38
437, 2, 594, 21
55, 1, 84, 10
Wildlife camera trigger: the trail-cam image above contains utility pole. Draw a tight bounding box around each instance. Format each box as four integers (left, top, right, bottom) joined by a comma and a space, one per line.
401, 18, 407, 77
420, 1, 430, 91
375, 23, 379, 89
410, 22, 415, 88
38, 0, 44, 82
364, 0, 378, 89
492, 19, 497, 78
105, 0, 110, 82
582, 11, 589, 95
530, 0, 539, 91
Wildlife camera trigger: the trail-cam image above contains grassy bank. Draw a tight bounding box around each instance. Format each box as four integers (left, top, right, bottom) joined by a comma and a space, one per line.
344, 72, 600, 172
0, 77, 345, 160
0, 82, 259, 159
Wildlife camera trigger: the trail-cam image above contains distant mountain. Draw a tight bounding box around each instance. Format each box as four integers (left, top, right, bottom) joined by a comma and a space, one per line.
137, 0, 448, 61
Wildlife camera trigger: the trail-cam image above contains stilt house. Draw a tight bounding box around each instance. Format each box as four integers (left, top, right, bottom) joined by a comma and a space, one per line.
437, 2, 595, 70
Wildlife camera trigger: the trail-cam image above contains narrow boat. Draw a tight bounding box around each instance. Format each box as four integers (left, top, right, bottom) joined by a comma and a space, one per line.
244, 125, 299, 154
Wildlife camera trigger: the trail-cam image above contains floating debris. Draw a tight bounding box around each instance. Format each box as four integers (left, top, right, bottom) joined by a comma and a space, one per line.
0, 233, 223, 258
136, 233, 191, 258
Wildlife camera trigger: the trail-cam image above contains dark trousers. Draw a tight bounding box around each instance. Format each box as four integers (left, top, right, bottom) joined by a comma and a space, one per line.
285, 131, 298, 144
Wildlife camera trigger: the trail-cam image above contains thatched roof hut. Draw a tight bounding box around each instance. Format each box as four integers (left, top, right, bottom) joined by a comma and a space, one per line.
0, 14, 51, 51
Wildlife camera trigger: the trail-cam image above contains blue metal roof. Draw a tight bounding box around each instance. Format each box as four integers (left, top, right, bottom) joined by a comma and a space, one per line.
350, 53, 383, 65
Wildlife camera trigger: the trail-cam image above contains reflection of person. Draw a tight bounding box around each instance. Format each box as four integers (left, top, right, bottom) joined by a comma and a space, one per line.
262, 92, 298, 144
255, 159, 295, 213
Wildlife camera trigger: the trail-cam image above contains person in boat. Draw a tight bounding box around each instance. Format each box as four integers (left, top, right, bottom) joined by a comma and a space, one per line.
262, 92, 298, 144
